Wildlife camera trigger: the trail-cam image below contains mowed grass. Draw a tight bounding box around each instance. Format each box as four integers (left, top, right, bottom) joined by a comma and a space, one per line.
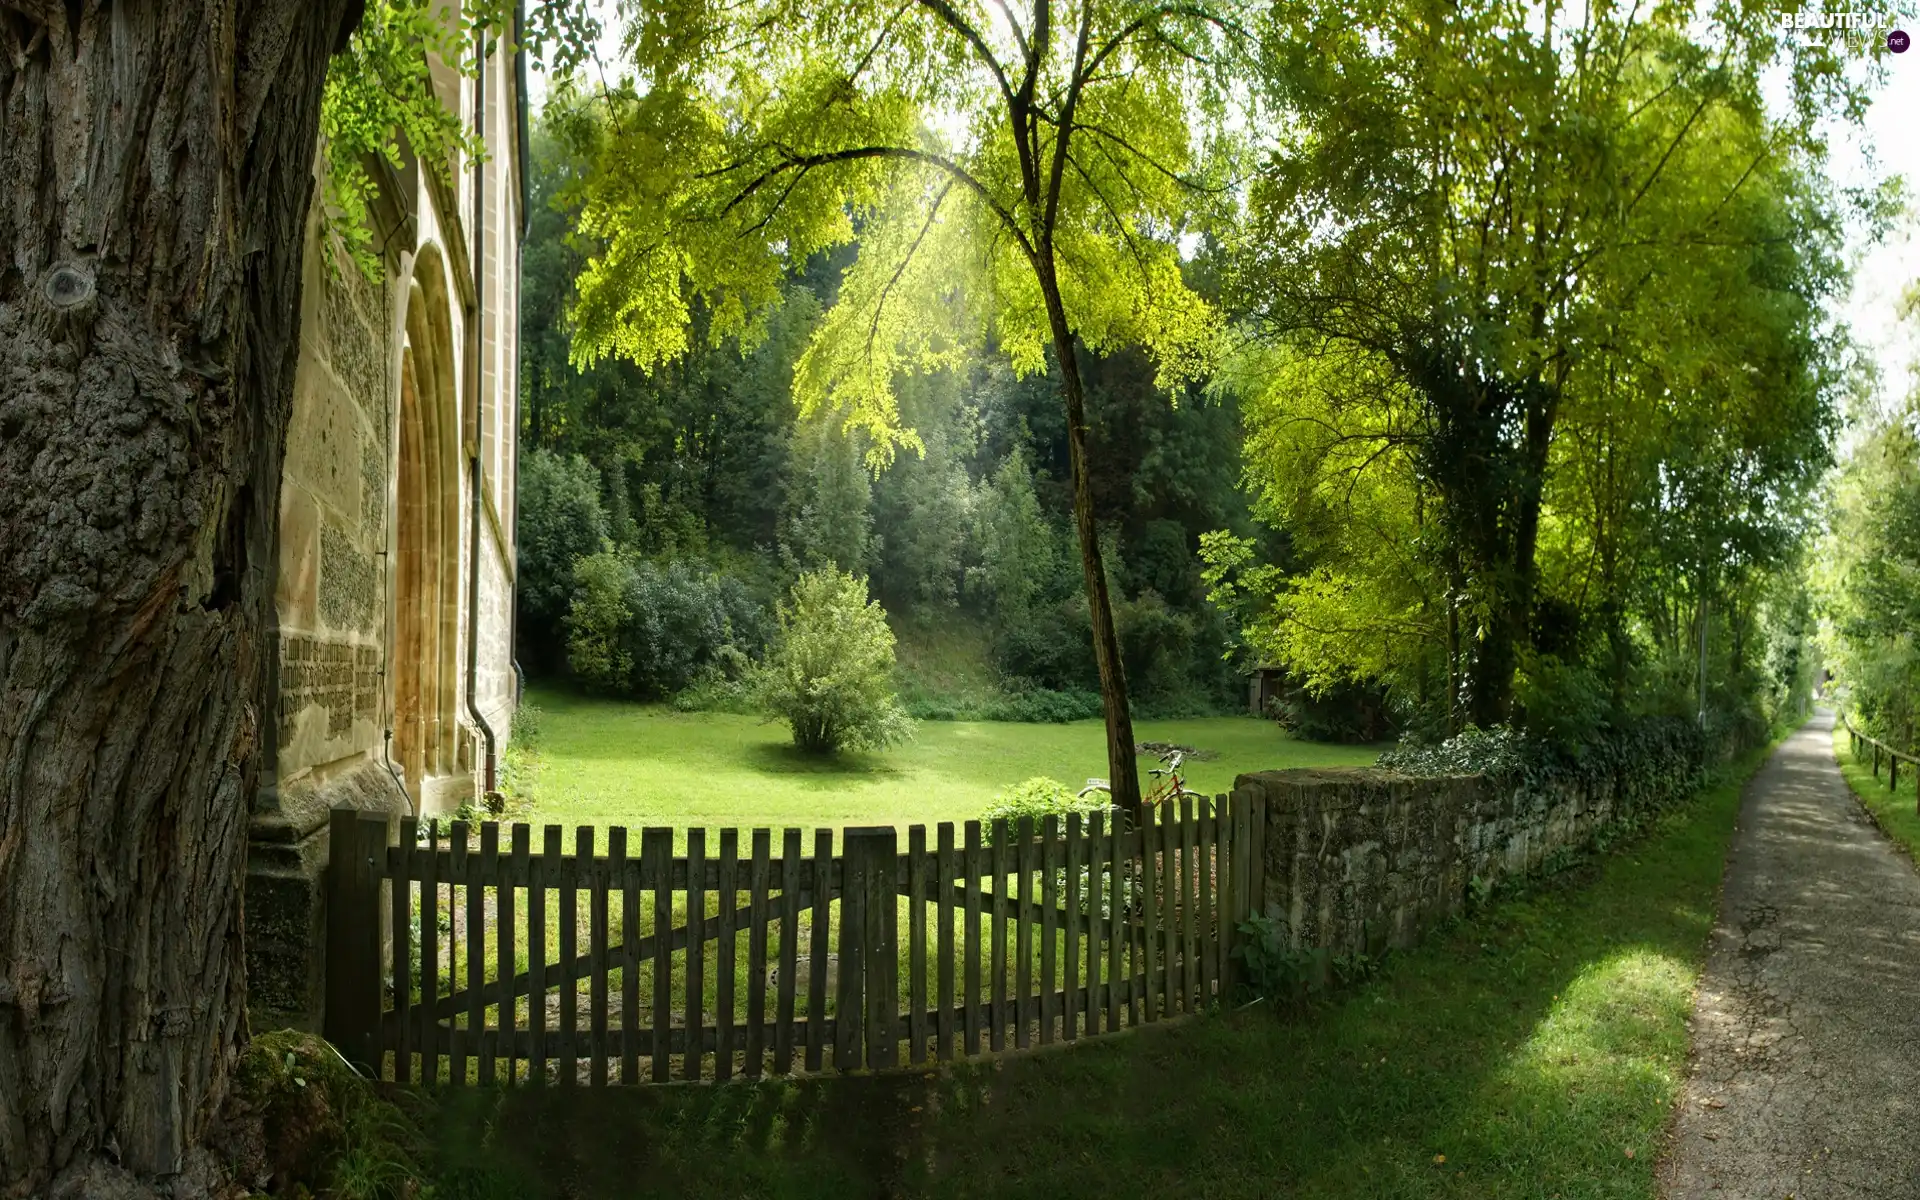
428, 733, 1783, 1200
513, 684, 1382, 843
1831, 720, 1920, 864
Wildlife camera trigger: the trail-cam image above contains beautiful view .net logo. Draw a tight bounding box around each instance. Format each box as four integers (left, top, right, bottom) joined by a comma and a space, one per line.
1776, 4, 1915, 50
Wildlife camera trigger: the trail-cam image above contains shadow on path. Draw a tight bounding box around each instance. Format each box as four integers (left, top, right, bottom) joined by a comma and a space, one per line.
1659, 710, 1920, 1197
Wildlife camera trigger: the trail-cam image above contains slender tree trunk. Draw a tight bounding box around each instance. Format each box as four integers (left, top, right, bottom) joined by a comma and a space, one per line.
0, 1, 355, 1192
1037, 267, 1140, 814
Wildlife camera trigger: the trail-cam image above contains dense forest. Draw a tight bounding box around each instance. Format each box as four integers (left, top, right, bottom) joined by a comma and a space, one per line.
516, 125, 1274, 727
513, 0, 1866, 766
1818, 284, 1920, 749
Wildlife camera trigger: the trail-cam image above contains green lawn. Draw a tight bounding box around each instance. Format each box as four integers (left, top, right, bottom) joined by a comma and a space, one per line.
1831, 720, 1920, 864
510, 685, 1382, 842
426, 729, 1784, 1200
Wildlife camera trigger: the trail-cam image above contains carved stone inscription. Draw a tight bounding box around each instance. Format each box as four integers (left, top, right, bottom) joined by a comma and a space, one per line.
279, 635, 381, 744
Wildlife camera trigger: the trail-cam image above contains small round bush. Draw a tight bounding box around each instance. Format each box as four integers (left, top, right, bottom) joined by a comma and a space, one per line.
757, 569, 914, 754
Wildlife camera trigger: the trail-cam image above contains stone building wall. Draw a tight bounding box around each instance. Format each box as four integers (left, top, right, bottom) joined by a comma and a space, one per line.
246, 32, 522, 1030
1235, 758, 1694, 961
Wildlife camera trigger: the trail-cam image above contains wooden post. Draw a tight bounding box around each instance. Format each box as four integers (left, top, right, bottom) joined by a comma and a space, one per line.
843, 826, 900, 1069
834, 831, 866, 1070
324, 809, 385, 1074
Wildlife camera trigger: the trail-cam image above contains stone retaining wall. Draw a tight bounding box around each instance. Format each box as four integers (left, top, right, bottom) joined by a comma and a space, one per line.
1234, 753, 1699, 958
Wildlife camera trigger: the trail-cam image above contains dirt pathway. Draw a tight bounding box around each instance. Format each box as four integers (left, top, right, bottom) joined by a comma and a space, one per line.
1660, 711, 1920, 1197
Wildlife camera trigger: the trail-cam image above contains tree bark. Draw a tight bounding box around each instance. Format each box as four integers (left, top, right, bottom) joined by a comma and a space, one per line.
0, 0, 356, 1192
1037, 267, 1140, 815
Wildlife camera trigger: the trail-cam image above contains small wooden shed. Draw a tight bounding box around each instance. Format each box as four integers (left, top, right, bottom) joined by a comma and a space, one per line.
1247, 666, 1287, 717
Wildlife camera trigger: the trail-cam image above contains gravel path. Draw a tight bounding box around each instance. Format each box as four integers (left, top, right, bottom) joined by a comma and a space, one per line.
1660, 711, 1920, 1198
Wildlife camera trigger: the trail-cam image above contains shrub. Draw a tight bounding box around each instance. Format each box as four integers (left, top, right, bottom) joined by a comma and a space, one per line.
517, 450, 609, 668
564, 554, 771, 699
980, 777, 1114, 840
757, 569, 914, 754
981, 685, 1104, 723
564, 550, 635, 692
1377, 725, 1531, 778
624, 559, 743, 698
672, 646, 760, 715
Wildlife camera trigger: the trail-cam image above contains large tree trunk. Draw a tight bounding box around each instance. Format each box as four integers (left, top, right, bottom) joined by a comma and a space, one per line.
1038, 271, 1141, 814
0, 1, 356, 1192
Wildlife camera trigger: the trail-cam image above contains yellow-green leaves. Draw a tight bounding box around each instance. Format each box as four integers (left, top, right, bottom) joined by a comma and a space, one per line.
564, 0, 1250, 452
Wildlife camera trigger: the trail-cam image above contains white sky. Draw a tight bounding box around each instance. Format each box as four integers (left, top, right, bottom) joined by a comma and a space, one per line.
1827, 54, 1920, 420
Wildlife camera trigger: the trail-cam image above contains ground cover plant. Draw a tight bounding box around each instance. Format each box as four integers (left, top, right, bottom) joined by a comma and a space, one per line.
418, 731, 1785, 1199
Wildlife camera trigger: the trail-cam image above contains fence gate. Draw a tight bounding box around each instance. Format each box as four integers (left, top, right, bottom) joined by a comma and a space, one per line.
323, 794, 1268, 1085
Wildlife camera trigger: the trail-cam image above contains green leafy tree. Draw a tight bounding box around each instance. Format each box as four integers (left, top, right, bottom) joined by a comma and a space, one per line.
758, 570, 916, 754
1233, 0, 1852, 731
1817, 322, 1920, 748
518, 449, 609, 668
784, 415, 877, 575
562, 0, 1256, 810
972, 444, 1058, 626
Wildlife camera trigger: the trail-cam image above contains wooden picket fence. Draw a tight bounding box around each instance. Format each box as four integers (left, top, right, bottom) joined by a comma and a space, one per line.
323, 792, 1269, 1084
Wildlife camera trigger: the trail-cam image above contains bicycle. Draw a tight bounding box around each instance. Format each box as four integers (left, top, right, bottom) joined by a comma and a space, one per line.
1077, 747, 1211, 805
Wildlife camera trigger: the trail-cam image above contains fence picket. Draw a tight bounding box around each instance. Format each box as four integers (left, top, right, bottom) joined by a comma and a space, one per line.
908, 825, 927, 1064
856, 828, 900, 1068
963, 820, 983, 1056
552, 824, 574, 1086
1197, 801, 1215, 1008
806, 829, 831, 1072
776, 829, 802, 1074
609, 827, 634, 1086
746, 829, 771, 1077
391, 818, 414, 1083
989, 818, 1009, 1052
715, 829, 738, 1082
685, 828, 706, 1081
645, 828, 671, 1084
419, 820, 440, 1083
1180, 796, 1197, 1014
1015, 816, 1034, 1050
501, 824, 524, 1082
1063, 813, 1082, 1042
1161, 801, 1179, 1019
584, 826, 606, 1087
1216, 797, 1231, 996
936, 822, 956, 1062
527, 823, 546, 1082
450, 822, 471, 1083
1103, 811, 1123, 1032
833, 831, 864, 1070
1040, 814, 1059, 1046
1140, 808, 1161, 1023
477, 823, 500, 1085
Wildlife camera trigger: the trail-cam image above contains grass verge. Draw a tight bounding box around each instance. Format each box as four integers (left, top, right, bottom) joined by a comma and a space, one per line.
418, 734, 1783, 1199
1829, 721, 1920, 864
511, 685, 1382, 842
